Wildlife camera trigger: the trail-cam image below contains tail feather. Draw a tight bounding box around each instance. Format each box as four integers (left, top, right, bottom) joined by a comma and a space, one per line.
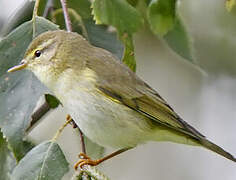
200, 138, 236, 162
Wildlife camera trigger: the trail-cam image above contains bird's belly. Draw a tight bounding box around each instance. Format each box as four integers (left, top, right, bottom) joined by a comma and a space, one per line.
61, 88, 153, 148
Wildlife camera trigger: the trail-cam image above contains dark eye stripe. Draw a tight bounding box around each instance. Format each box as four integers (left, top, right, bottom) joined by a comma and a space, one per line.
34, 50, 41, 57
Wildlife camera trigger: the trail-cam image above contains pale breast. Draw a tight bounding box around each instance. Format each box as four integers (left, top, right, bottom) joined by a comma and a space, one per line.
54, 68, 154, 148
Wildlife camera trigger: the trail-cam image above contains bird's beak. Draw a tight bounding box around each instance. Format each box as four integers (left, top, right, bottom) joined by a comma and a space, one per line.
7, 59, 28, 73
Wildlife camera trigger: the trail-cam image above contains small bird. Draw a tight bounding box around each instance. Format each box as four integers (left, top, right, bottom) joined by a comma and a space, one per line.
8, 30, 236, 167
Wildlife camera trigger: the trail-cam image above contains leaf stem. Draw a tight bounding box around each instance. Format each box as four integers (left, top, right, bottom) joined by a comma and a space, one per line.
60, 0, 72, 32
32, 0, 41, 37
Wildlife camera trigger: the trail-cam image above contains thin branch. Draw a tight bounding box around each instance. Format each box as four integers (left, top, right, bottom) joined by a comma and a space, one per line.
60, 0, 72, 32
43, 0, 55, 18
32, 0, 41, 37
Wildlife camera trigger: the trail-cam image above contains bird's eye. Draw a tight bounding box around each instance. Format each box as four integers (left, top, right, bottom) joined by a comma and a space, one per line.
34, 50, 41, 57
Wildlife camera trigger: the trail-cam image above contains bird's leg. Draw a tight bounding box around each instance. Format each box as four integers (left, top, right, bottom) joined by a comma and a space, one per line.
67, 116, 132, 169
74, 148, 132, 169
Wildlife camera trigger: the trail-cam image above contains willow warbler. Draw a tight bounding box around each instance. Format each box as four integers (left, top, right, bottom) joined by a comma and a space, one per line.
8, 30, 236, 166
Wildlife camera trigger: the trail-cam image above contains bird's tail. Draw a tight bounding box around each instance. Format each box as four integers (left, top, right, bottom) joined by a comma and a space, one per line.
152, 125, 235, 162
199, 138, 236, 162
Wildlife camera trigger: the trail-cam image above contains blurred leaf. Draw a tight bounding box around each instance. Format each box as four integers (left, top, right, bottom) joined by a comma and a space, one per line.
126, 0, 139, 7
226, 0, 236, 12
60, 0, 92, 19
45, 94, 60, 109
38, 0, 51, 17
164, 16, 194, 62
12, 141, 69, 180
39, 0, 91, 19
51, 8, 87, 38
0, 17, 58, 160
0, 131, 16, 180
146, 0, 194, 61
92, 0, 143, 35
52, 0, 91, 19
84, 20, 124, 60
120, 33, 136, 72
147, 0, 177, 36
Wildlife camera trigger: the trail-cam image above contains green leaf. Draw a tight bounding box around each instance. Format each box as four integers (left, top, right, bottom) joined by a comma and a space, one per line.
0, 16, 59, 160
45, 94, 60, 109
226, 0, 236, 12
12, 141, 69, 180
0, 131, 16, 180
147, 0, 194, 62
63, 0, 92, 19
120, 33, 136, 72
164, 16, 194, 62
92, 0, 144, 34
147, 0, 177, 36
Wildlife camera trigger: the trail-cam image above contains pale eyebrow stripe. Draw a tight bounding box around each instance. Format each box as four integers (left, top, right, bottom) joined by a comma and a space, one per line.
37, 38, 55, 51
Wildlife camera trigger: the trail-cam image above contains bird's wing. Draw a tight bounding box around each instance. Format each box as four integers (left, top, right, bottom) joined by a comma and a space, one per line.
87, 49, 205, 139
97, 80, 204, 139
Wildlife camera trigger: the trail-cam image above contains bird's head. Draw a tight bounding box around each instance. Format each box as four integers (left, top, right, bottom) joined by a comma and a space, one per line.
8, 30, 89, 87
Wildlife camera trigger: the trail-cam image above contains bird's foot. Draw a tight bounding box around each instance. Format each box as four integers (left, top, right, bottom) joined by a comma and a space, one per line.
74, 153, 102, 169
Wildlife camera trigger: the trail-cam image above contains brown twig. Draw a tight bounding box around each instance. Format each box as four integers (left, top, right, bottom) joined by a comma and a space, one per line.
60, 0, 72, 32
26, 100, 51, 132
78, 127, 86, 154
